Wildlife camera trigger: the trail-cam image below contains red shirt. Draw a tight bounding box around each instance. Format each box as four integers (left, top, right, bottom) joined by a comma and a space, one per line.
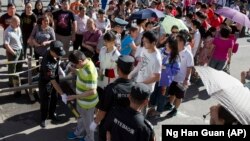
210, 17, 221, 29
207, 8, 214, 22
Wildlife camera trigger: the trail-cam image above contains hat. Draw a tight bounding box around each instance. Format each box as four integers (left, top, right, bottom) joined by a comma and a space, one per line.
50, 41, 66, 56
114, 18, 128, 27
98, 9, 105, 14
116, 55, 134, 74
130, 83, 151, 101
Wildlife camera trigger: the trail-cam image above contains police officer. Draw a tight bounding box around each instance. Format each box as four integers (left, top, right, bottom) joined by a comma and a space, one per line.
39, 40, 68, 128
104, 83, 156, 141
97, 17, 128, 52
90, 55, 135, 141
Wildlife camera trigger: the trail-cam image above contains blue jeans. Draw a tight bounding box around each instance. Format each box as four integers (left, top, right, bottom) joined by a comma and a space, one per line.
150, 82, 167, 113
209, 58, 227, 70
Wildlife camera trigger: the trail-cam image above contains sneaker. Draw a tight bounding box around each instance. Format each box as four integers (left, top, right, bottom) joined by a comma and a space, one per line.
40, 120, 46, 128
166, 108, 177, 118
67, 132, 83, 140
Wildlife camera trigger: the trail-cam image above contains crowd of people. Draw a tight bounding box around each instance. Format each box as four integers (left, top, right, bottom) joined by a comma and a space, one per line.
1, 0, 249, 140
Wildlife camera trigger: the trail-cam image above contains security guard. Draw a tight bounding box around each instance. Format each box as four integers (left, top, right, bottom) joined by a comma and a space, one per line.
104, 83, 156, 141
39, 40, 68, 128
90, 55, 135, 141
97, 17, 128, 52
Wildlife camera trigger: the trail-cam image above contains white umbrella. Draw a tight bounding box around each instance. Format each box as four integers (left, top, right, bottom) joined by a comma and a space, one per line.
195, 66, 250, 125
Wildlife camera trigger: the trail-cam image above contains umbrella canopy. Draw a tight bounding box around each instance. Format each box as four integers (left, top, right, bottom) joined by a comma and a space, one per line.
215, 7, 250, 28
129, 8, 165, 20
161, 15, 189, 34
195, 66, 250, 125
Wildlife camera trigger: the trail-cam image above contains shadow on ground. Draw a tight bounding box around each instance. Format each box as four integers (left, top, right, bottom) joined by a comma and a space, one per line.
0, 100, 74, 140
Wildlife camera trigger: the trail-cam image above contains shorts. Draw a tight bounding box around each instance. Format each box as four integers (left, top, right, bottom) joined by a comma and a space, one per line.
168, 81, 185, 99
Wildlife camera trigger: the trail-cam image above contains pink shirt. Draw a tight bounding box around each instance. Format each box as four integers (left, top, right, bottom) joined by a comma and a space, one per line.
212, 37, 233, 61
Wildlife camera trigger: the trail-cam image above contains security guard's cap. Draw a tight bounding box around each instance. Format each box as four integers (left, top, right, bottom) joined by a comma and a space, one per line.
131, 83, 151, 101
50, 41, 66, 56
116, 55, 134, 72
114, 18, 128, 27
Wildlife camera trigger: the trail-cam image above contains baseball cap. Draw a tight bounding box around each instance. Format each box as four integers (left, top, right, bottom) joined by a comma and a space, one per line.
50, 41, 66, 56
130, 83, 151, 101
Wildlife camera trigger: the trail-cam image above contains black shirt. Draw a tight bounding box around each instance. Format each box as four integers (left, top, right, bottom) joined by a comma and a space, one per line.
20, 13, 37, 38
104, 107, 155, 141
53, 10, 75, 36
96, 78, 134, 112
0, 13, 20, 30
39, 51, 59, 86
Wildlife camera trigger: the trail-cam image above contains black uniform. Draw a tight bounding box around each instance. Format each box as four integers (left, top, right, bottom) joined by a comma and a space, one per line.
39, 51, 59, 121
104, 106, 155, 141
96, 78, 134, 141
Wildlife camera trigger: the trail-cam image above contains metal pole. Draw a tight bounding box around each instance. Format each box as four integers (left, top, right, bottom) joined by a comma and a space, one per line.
0, 76, 74, 93
28, 56, 35, 101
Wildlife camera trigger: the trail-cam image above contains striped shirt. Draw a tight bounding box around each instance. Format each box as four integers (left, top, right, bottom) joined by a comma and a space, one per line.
76, 59, 99, 109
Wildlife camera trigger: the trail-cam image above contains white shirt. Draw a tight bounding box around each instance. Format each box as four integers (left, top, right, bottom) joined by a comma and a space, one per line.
185, 43, 192, 53
192, 29, 201, 56
136, 48, 162, 92
95, 18, 111, 32
4, 26, 22, 50
174, 48, 194, 83
98, 46, 120, 88
75, 14, 89, 34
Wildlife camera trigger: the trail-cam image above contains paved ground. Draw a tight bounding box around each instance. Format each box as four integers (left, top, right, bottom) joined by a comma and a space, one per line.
0, 0, 250, 141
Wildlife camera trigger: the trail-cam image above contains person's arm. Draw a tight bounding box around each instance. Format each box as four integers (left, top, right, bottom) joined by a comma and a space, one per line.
142, 73, 161, 84
95, 109, 107, 124
68, 89, 97, 100
86, 31, 102, 47
183, 51, 194, 86
241, 71, 246, 84
192, 31, 201, 56
128, 62, 140, 79
227, 48, 232, 64
4, 43, 16, 56
4, 31, 15, 55
129, 42, 137, 56
71, 20, 77, 41
51, 79, 64, 95
183, 67, 192, 86
41, 28, 55, 46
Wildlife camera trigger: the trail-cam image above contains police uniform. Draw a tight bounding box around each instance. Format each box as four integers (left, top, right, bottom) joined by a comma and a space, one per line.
39, 41, 65, 127
104, 83, 155, 141
96, 55, 135, 141
97, 18, 128, 51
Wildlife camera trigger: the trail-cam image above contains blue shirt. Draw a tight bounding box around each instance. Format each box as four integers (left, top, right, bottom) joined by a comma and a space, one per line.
159, 48, 180, 87
120, 35, 134, 55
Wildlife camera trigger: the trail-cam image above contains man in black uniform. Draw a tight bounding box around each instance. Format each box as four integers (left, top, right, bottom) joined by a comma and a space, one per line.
104, 83, 156, 141
90, 55, 135, 141
39, 40, 68, 128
